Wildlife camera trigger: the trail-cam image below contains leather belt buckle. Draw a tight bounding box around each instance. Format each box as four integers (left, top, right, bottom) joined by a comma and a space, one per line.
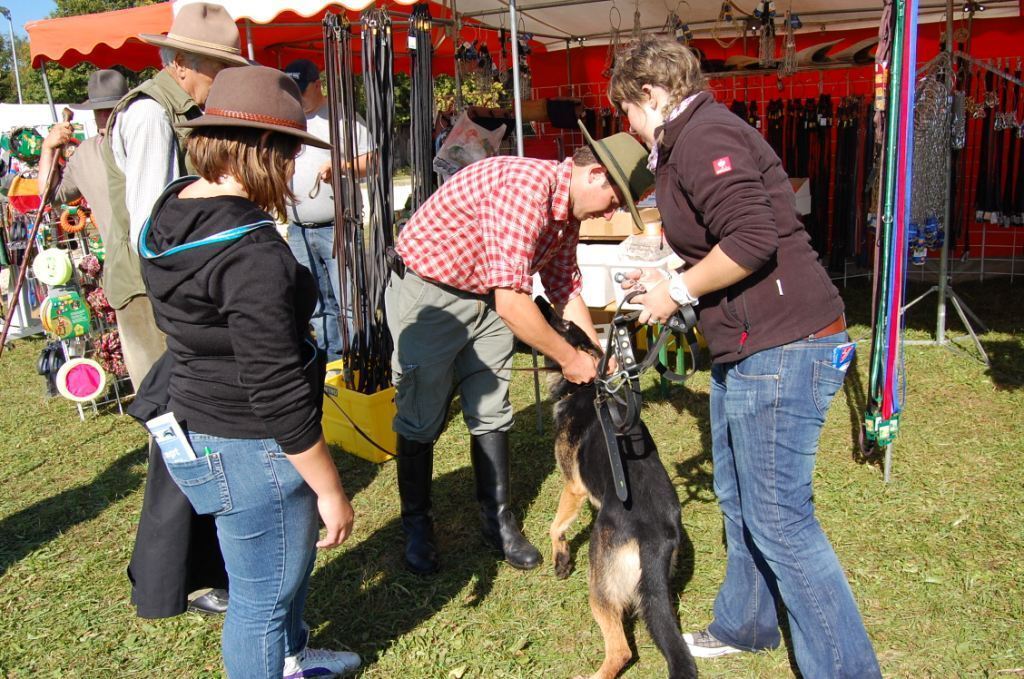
808, 315, 846, 339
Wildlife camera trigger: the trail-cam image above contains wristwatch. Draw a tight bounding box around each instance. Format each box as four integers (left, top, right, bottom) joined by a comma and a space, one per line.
667, 273, 699, 307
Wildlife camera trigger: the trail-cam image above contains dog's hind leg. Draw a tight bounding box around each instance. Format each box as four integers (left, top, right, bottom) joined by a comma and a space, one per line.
549, 481, 587, 579
576, 589, 631, 679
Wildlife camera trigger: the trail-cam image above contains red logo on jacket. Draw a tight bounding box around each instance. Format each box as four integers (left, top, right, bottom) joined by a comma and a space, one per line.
713, 156, 732, 175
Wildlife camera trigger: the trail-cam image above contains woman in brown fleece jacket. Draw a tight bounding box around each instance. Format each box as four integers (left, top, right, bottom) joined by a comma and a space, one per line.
608, 36, 881, 679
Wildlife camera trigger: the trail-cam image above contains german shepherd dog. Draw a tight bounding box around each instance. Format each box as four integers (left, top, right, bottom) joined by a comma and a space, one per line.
540, 301, 697, 679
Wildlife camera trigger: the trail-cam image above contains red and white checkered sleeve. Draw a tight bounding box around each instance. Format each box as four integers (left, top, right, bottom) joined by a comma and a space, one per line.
477, 179, 546, 294
537, 228, 582, 305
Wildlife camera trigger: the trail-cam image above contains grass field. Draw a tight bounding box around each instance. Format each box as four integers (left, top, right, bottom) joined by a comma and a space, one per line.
1, 278, 1022, 678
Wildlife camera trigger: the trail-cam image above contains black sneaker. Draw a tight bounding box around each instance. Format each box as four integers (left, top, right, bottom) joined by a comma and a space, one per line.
187, 588, 228, 615
683, 628, 744, 658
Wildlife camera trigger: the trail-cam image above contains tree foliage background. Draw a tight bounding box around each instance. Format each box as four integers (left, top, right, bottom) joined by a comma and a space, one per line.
1, 0, 159, 105
1, 0, 510, 148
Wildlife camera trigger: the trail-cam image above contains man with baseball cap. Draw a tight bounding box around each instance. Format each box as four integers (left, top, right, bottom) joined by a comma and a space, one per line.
38, 69, 127, 247
281, 58, 373, 362
389, 132, 653, 575
98, 2, 248, 620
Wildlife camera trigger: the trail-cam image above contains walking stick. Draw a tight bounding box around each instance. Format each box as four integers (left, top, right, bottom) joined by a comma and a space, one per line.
0, 107, 74, 357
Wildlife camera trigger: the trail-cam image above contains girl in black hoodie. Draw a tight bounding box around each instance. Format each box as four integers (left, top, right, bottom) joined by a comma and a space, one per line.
138, 66, 358, 679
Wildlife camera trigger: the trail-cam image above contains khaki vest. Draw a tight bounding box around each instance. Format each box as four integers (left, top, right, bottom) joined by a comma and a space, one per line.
100, 69, 199, 309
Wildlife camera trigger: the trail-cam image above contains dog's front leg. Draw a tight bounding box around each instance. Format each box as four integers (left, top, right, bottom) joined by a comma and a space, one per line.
549, 482, 587, 579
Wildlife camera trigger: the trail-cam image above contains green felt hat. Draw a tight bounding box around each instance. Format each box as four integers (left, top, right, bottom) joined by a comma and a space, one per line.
577, 121, 655, 229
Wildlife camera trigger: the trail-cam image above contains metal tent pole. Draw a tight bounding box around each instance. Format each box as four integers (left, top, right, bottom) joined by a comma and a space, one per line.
935, 0, 954, 346
509, 0, 543, 434
1, 7, 22, 104
245, 19, 255, 60
40, 61, 56, 122
509, 0, 525, 156
452, 0, 464, 110
903, 1, 989, 364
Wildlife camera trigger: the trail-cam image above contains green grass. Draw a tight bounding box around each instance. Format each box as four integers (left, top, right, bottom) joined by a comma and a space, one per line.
1, 278, 1023, 678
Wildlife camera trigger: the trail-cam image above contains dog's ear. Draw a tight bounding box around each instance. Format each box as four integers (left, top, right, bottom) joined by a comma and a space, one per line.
535, 296, 556, 322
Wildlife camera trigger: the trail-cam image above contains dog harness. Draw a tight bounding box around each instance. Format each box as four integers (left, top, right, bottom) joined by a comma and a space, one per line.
594, 292, 700, 503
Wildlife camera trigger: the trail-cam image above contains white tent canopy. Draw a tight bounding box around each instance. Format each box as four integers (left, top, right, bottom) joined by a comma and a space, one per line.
169, 0, 1021, 52
455, 0, 1019, 50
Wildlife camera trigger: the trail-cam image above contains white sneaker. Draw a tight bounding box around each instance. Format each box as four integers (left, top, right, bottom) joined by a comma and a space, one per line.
683, 628, 744, 658
283, 647, 361, 678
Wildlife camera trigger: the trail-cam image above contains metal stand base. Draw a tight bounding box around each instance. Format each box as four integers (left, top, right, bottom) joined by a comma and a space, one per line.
902, 284, 990, 365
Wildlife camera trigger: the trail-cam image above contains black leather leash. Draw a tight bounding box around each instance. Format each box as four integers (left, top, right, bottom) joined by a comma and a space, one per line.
594, 290, 700, 503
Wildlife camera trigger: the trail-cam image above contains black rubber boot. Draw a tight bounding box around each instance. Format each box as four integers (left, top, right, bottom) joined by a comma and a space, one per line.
470, 431, 542, 570
396, 435, 439, 575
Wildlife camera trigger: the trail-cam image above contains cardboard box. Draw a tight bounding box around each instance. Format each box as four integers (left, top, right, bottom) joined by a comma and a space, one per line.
579, 207, 661, 241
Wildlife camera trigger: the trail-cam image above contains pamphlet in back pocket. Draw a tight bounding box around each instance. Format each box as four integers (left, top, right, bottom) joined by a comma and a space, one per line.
832, 342, 856, 372
145, 412, 197, 465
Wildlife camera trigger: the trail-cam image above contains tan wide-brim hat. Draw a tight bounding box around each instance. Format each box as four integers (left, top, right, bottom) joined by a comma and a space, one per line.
177, 65, 331, 149
139, 2, 249, 67
577, 122, 655, 229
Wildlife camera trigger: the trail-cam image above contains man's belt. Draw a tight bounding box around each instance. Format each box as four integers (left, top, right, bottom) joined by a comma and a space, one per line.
808, 315, 847, 339
385, 246, 406, 278
292, 220, 334, 229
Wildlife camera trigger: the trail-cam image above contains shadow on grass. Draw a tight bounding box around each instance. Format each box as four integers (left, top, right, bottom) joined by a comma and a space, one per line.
840, 353, 886, 471
840, 277, 1022, 338
0, 444, 147, 579
308, 398, 556, 670
982, 338, 1024, 391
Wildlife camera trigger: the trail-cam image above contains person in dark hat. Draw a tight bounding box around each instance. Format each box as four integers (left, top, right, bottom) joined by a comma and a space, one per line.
105, 2, 251, 621
281, 58, 373, 362
38, 69, 128, 244
137, 64, 359, 679
388, 131, 652, 575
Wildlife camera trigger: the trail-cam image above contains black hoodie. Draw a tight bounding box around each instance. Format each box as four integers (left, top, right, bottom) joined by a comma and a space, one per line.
140, 178, 324, 454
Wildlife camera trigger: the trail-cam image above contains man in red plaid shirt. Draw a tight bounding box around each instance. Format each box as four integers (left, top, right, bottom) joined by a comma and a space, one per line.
390, 131, 653, 575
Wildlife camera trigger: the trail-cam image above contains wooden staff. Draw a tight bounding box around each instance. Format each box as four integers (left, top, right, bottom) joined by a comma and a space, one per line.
0, 107, 74, 357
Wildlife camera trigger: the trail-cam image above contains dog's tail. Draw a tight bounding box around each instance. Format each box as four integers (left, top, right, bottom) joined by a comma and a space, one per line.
638, 542, 698, 679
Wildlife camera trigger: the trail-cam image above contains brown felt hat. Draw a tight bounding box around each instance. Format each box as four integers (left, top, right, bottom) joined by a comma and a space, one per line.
176, 66, 331, 149
139, 2, 249, 67
577, 122, 655, 230
72, 70, 128, 111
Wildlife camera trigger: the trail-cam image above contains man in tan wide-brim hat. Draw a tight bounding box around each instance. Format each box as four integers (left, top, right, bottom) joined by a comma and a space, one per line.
100, 1, 249, 621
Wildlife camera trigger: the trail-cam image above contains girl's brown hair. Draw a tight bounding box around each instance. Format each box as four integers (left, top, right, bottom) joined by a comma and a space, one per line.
186, 127, 302, 220
608, 36, 708, 115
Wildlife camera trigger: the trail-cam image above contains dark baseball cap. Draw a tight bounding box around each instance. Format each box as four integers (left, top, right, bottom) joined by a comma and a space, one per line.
283, 59, 320, 93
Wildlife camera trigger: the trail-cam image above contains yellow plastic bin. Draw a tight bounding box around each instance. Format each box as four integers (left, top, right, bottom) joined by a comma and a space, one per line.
321, 360, 396, 463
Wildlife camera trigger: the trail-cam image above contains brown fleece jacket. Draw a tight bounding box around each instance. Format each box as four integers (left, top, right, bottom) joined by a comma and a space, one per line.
654, 92, 844, 363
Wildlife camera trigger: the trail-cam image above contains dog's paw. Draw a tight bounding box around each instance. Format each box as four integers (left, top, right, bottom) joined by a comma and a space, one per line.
554, 550, 573, 579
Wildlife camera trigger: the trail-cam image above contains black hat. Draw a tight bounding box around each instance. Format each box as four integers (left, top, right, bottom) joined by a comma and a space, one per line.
283, 59, 320, 93
71, 70, 128, 111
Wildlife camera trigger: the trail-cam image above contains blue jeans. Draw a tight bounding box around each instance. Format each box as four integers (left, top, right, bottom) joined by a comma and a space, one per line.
288, 223, 347, 363
164, 434, 319, 678
707, 333, 881, 679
